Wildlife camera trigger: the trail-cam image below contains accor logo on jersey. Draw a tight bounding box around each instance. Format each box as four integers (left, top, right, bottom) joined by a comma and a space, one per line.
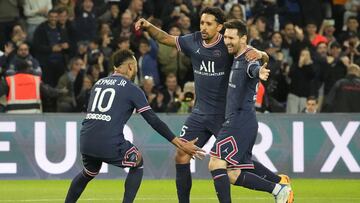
195, 60, 225, 76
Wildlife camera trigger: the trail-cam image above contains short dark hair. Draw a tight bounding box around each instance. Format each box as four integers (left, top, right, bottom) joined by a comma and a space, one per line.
48, 9, 58, 15
112, 49, 135, 67
307, 96, 318, 103
224, 19, 247, 37
15, 59, 30, 71
347, 16, 358, 22
200, 7, 226, 24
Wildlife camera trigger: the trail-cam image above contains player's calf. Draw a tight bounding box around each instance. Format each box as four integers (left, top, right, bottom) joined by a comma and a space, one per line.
209, 157, 231, 203
123, 154, 144, 203
175, 148, 193, 203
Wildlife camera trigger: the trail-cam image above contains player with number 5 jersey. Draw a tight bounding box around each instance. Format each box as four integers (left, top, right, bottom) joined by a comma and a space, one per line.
65, 50, 205, 203
135, 7, 269, 203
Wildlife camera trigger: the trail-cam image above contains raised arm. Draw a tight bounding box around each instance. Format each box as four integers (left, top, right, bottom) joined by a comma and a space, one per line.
135, 18, 177, 47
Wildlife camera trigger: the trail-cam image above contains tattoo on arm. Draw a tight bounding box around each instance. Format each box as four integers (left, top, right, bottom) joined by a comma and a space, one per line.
147, 24, 176, 47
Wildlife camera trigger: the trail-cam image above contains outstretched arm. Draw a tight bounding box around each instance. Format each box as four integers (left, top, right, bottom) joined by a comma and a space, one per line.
135, 18, 176, 47
245, 48, 269, 64
141, 109, 205, 158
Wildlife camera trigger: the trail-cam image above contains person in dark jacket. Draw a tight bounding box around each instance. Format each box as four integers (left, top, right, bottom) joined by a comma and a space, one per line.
286, 48, 316, 113
323, 63, 360, 112
32, 9, 70, 87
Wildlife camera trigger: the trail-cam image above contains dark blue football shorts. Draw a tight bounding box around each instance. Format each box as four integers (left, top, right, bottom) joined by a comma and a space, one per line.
179, 113, 225, 148
81, 140, 141, 176
210, 111, 258, 169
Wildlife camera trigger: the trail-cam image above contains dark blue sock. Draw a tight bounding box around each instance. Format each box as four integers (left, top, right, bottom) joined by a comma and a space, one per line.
123, 166, 144, 203
245, 161, 281, 183
211, 169, 231, 203
234, 171, 275, 193
65, 170, 94, 203
176, 163, 192, 203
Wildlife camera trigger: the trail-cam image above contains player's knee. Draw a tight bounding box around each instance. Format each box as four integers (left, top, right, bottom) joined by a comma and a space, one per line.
175, 148, 191, 164
135, 153, 143, 168
82, 168, 99, 179
208, 157, 227, 171
227, 169, 241, 184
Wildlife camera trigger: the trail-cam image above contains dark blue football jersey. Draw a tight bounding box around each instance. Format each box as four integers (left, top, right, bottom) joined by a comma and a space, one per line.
225, 49, 261, 120
176, 31, 233, 115
80, 75, 151, 158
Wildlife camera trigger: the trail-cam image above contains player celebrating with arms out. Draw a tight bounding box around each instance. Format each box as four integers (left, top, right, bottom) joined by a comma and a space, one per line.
135, 7, 269, 203
65, 50, 204, 203
208, 19, 294, 203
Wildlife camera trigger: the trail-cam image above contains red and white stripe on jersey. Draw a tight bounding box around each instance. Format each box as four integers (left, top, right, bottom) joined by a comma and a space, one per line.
175, 36, 181, 52
137, 105, 151, 113
202, 33, 222, 48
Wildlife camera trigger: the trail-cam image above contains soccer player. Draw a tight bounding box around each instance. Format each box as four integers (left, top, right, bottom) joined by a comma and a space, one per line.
208, 19, 294, 203
64, 50, 204, 203
135, 7, 273, 203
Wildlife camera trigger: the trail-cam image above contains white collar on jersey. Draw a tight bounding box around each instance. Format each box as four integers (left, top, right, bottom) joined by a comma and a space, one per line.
202, 33, 222, 48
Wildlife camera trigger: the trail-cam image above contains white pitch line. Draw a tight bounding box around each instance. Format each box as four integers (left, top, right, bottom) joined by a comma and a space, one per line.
1, 197, 360, 202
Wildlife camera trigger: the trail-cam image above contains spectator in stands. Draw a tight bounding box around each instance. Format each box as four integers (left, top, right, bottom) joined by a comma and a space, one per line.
323, 42, 348, 97
282, 22, 296, 50
226, 3, 246, 21
339, 16, 359, 43
0, 0, 23, 49
137, 32, 160, 86
115, 11, 134, 39
178, 14, 192, 35
141, 75, 157, 104
343, 31, 360, 64
178, 81, 195, 114
98, 3, 120, 32
56, 57, 85, 112
58, 8, 76, 54
23, 0, 53, 42
6, 42, 42, 76
255, 16, 270, 41
0, 59, 65, 113
54, 0, 75, 21
319, 19, 337, 44
115, 36, 130, 51
126, 0, 145, 21
305, 21, 328, 47
157, 24, 191, 87
323, 63, 360, 112
344, 0, 359, 28
248, 24, 267, 50
286, 48, 316, 113
9, 24, 28, 47
74, 0, 97, 42
32, 9, 69, 87
161, 0, 194, 31
301, 96, 318, 113
0, 42, 15, 76
76, 75, 93, 112
151, 73, 181, 112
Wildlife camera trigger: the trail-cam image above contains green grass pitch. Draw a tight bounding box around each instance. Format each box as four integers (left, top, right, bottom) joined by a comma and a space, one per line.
0, 179, 359, 202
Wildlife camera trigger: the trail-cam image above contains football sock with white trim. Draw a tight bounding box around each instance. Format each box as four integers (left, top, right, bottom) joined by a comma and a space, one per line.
65, 170, 94, 203
176, 163, 192, 203
245, 161, 281, 183
211, 169, 231, 203
234, 171, 275, 193
123, 166, 144, 203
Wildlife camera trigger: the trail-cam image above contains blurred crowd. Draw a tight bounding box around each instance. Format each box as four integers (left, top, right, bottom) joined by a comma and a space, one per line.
0, 0, 359, 113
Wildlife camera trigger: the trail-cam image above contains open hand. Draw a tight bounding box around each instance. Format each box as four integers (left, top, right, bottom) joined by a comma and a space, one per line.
259, 62, 270, 81
172, 137, 206, 159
